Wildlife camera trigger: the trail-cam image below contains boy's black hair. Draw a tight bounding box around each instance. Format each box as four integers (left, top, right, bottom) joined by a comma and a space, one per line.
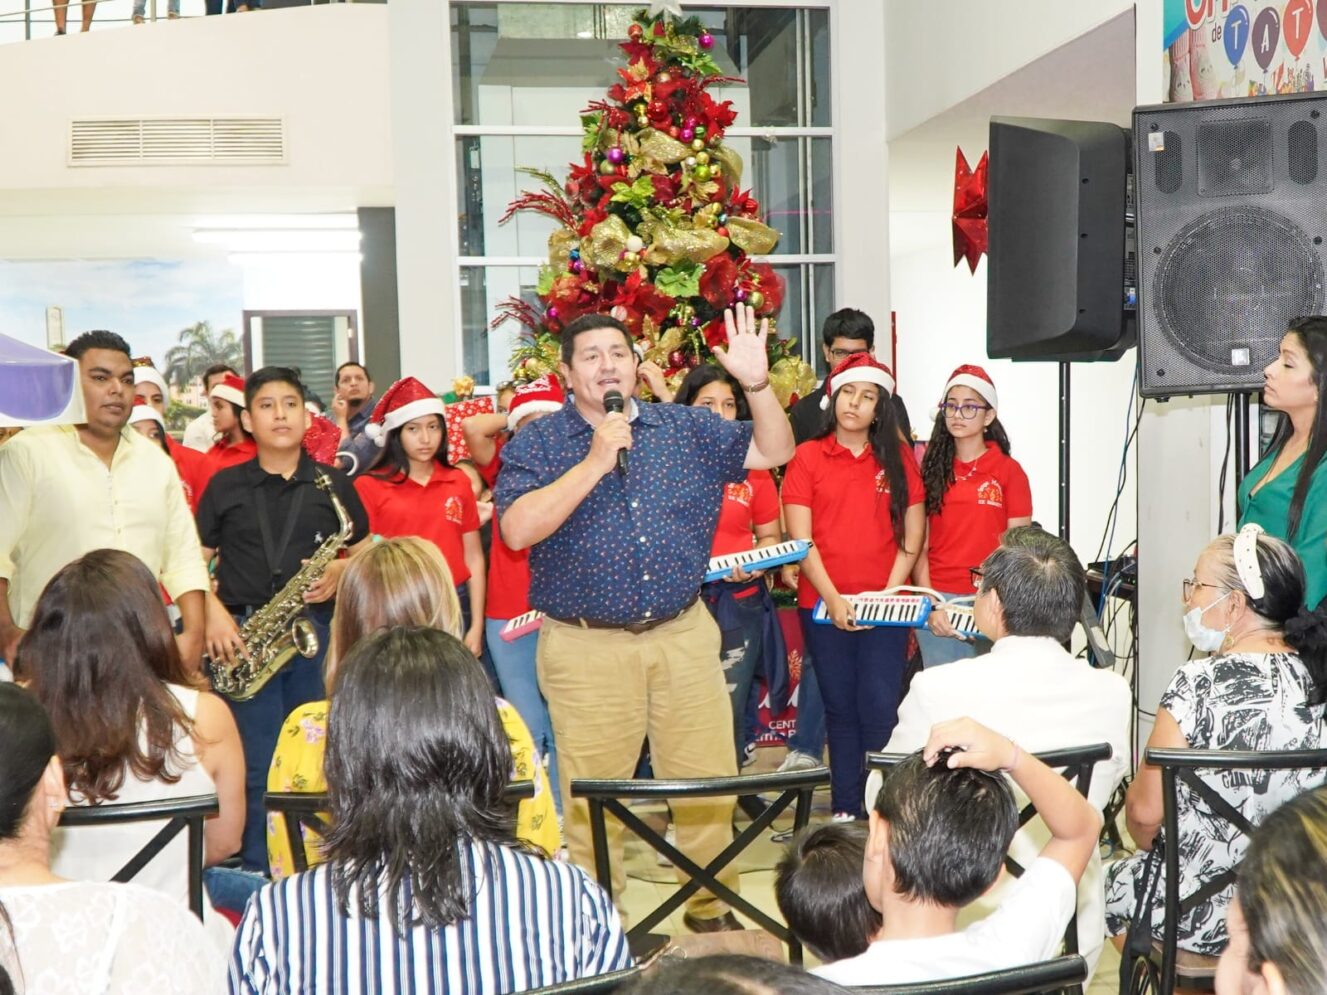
65, 330, 132, 361
873, 751, 1018, 907
820, 308, 875, 349
244, 366, 307, 408
775, 823, 881, 962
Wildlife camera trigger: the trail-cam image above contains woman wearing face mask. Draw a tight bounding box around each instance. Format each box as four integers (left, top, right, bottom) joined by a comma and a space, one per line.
1240, 317, 1327, 608
1216, 785, 1327, 995
1103, 525, 1327, 956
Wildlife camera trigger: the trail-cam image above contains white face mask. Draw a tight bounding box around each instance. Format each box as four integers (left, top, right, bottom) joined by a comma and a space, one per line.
1183, 590, 1232, 653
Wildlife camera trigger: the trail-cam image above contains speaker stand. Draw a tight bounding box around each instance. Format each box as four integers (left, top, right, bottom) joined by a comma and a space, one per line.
1059, 362, 1071, 542
1233, 392, 1252, 486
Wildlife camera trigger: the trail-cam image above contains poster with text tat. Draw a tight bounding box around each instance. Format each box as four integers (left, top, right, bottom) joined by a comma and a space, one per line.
1164, 0, 1325, 102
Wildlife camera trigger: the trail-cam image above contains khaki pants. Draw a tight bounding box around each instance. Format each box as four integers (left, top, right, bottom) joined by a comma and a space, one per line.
537, 599, 740, 920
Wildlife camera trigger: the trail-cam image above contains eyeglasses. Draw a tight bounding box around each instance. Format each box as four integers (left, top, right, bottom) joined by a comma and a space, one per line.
969, 567, 985, 589
1182, 578, 1228, 601
828, 347, 870, 362
940, 402, 992, 420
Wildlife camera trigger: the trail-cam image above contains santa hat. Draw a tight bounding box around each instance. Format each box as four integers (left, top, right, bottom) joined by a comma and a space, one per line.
364, 376, 445, 446
508, 375, 565, 432
819, 354, 895, 410
210, 373, 246, 409
128, 397, 165, 430
132, 363, 169, 398
941, 364, 998, 410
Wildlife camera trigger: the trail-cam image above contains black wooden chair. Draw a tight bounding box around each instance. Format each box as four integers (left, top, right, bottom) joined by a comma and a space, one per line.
58, 793, 219, 920
1124, 747, 1327, 995
523, 967, 642, 995
857, 955, 1088, 995
866, 744, 1112, 995
265, 779, 536, 874
569, 766, 830, 963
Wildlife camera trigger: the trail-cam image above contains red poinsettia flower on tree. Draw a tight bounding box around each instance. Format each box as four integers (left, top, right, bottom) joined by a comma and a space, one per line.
700, 253, 739, 310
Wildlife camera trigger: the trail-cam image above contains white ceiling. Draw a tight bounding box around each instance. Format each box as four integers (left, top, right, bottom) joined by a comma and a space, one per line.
889, 9, 1137, 216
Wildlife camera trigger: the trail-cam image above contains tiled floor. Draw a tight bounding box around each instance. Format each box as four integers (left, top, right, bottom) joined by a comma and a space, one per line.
611, 747, 1128, 994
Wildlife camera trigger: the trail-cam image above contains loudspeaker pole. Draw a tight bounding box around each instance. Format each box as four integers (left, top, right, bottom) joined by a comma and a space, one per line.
1233, 392, 1252, 486
1059, 361, 1071, 542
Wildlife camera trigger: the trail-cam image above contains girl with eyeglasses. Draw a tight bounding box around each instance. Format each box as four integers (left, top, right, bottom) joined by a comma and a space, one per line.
915, 366, 1032, 668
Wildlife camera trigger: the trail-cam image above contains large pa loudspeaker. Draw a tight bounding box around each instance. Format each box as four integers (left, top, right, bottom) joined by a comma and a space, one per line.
1134, 92, 1327, 398
987, 116, 1136, 362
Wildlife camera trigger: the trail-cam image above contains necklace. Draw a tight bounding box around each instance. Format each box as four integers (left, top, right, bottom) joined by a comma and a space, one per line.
953, 449, 987, 482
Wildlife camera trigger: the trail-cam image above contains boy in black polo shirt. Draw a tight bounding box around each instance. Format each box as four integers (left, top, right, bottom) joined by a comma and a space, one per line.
196, 366, 371, 871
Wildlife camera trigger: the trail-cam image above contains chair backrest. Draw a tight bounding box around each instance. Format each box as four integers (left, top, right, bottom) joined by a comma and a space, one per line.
265, 780, 537, 875
1141, 746, 1327, 995
58, 793, 219, 920
855, 954, 1087, 995
522, 967, 641, 995
569, 766, 831, 964
864, 742, 1111, 965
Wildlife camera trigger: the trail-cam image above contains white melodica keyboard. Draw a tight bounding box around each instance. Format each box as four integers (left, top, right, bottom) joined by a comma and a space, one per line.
704, 539, 812, 583
499, 610, 544, 642
811, 586, 978, 631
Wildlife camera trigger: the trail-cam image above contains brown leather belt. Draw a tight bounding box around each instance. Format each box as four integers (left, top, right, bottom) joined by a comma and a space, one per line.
548, 595, 698, 636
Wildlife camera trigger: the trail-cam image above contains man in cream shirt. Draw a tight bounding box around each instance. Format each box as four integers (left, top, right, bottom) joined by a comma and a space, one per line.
866, 526, 1130, 977
0, 331, 210, 668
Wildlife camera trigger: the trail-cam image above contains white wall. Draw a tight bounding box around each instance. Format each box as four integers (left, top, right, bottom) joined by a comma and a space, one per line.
885, 0, 1135, 140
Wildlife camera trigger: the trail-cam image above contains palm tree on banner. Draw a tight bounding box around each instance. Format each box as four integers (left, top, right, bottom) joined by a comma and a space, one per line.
163, 321, 243, 389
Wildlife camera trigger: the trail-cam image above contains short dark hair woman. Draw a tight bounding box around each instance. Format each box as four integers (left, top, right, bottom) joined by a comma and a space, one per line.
1240, 317, 1327, 607
231, 626, 631, 994
0, 684, 225, 993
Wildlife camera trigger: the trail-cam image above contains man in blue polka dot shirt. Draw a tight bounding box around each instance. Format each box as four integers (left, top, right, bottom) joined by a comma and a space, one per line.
495, 305, 794, 932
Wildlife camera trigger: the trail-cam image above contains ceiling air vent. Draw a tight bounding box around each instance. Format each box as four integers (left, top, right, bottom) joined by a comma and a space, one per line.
69, 117, 286, 166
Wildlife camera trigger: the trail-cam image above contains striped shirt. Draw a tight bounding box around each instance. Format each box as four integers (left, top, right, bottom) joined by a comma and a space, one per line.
228, 839, 632, 994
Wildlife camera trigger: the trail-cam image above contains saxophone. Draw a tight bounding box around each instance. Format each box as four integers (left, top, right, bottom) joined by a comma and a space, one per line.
207, 470, 354, 701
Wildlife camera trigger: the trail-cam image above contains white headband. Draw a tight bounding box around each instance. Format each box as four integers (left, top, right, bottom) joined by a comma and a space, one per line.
1233, 523, 1265, 601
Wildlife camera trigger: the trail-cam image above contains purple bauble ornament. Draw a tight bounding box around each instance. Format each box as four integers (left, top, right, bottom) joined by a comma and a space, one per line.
547, 306, 560, 320
606, 147, 625, 165
698, 32, 714, 49
680, 127, 695, 142
571, 260, 584, 274
734, 288, 748, 302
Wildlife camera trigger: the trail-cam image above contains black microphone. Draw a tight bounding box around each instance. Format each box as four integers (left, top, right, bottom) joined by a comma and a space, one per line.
602, 389, 628, 476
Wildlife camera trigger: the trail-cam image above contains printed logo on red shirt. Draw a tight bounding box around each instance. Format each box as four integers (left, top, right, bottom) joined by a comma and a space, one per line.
443, 495, 465, 524
724, 481, 753, 507
875, 468, 889, 495
976, 479, 1005, 508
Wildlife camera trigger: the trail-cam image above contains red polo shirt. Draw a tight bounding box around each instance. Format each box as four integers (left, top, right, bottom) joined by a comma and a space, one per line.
197, 438, 258, 501
927, 440, 1032, 593
354, 465, 482, 585
781, 436, 925, 609
709, 469, 780, 559
164, 436, 209, 511
477, 445, 532, 620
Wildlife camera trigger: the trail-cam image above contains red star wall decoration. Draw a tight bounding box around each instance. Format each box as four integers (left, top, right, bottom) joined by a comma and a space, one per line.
952, 146, 988, 274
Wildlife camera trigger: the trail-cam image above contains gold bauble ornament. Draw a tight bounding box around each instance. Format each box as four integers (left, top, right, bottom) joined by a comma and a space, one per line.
747, 289, 765, 309
695, 151, 710, 165
691, 138, 705, 152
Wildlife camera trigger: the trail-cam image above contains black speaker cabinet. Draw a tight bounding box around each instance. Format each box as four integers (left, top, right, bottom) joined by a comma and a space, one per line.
987, 116, 1135, 362
1135, 92, 1327, 397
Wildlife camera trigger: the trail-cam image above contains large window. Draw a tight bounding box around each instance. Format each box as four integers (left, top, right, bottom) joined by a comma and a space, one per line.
450, 1, 834, 385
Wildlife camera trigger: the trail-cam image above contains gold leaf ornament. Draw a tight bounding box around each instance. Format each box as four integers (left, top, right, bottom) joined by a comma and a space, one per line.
649, 224, 729, 265
768, 357, 817, 409
645, 324, 687, 365
713, 146, 744, 188
547, 228, 579, 270
582, 215, 633, 270
726, 217, 781, 255
638, 128, 691, 165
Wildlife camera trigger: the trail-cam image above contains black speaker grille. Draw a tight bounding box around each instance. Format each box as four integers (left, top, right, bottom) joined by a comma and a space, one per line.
1155, 132, 1183, 194
1197, 119, 1273, 197
1289, 120, 1318, 185
1154, 205, 1324, 377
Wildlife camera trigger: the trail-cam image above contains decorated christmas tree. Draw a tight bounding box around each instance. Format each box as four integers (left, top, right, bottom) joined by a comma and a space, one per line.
493, 7, 817, 406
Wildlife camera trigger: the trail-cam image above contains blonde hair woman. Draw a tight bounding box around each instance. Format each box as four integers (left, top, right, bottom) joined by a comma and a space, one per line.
266, 537, 560, 878
1218, 786, 1327, 995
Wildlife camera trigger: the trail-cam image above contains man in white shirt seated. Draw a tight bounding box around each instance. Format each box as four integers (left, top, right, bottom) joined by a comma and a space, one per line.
815, 717, 1101, 987
864, 525, 1130, 975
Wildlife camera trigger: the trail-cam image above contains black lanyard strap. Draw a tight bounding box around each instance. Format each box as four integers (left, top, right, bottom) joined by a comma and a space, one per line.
254, 481, 307, 596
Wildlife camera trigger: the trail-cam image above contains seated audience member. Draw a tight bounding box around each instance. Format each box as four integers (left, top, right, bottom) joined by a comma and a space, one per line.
775, 823, 881, 965
814, 717, 1101, 986
0, 683, 226, 994
233, 627, 630, 994
866, 525, 1130, 971
620, 955, 846, 995
1107, 525, 1327, 955
1218, 785, 1327, 995
15, 550, 245, 943
266, 536, 560, 879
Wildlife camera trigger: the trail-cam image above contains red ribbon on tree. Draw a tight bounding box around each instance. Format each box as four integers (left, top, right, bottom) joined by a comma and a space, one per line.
952, 146, 988, 275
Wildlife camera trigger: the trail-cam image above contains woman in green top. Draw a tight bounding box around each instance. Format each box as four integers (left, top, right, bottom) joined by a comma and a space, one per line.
1239, 317, 1327, 608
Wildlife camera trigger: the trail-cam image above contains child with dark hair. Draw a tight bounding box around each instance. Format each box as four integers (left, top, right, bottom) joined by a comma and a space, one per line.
813, 717, 1100, 986
775, 823, 881, 964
